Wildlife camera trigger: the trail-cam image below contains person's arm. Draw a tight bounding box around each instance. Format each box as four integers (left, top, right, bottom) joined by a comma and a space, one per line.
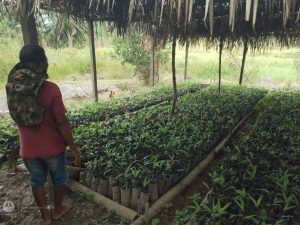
54, 114, 81, 166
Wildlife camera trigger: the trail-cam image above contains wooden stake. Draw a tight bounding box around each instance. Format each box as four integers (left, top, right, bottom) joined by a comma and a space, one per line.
88, 19, 98, 102
150, 37, 155, 86
239, 37, 249, 85
184, 40, 190, 80
218, 37, 224, 93
171, 25, 178, 114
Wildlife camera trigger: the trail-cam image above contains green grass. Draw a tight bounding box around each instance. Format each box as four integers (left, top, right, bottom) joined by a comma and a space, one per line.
0, 37, 299, 88
168, 46, 300, 87
46, 47, 134, 81
0, 38, 22, 86
0, 39, 134, 87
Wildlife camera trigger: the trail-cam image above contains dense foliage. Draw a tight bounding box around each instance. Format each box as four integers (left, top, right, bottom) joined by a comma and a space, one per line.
111, 33, 170, 84
0, 83, 206, 155
68, 83, 207, 127
177, 90, 300, 224
74, 86, 266, 193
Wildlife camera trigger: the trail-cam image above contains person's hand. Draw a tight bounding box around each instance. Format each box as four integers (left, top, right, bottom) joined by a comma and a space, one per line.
70, 146, 81, 167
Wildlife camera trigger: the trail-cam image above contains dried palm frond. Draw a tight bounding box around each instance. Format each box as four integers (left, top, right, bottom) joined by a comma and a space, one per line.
1, 0, 299, 50
188, 0, 194, 24
252, 0, 258, 29
245, 0, 252, 21
159, 0, 165, 25
177, 0, 182, 21
128, 0, 135, 23
229, 0, 237, 32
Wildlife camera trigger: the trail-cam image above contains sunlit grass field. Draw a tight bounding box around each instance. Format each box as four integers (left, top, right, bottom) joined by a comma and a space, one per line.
0, 38, 299, 89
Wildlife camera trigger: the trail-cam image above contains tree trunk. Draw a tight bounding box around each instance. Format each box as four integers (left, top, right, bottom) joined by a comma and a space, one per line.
67, 32, 73, 48
218, 38, 224, 93
184, 40, 190, 80
19, 0, 39, 45
171, 26, 177, 114
239, 38, 249, 85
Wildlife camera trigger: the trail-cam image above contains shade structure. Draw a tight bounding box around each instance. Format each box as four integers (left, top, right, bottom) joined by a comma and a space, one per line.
1, 0, 299, 49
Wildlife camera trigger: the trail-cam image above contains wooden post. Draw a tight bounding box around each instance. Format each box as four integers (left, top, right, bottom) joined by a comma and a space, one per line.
88, 19, 98, 102
150, 37, 155, 86
19, 0, 39, 45
218, 37, 224, 93
239, 38, 249, 85
171, 25, 177, 114
184, 40, 189, 80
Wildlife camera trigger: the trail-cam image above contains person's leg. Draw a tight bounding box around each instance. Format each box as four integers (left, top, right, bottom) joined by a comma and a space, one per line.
23, 159, 52, 224
44, 152, 72, 219
52, 185, 72, 219
32, 187, 52, 224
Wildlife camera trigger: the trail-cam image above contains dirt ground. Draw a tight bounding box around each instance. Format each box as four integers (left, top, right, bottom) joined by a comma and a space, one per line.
0, 167, 129, 225
0, 76, 145, 115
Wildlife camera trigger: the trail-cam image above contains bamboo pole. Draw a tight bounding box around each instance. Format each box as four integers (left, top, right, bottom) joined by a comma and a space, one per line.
66, 180, 138, 221
88, 19, 98, 102
239, 37, 249, 85
131, 110, 254, 225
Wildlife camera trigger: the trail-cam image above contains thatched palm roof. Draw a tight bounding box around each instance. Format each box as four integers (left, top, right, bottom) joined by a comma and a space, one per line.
1, 0, 300, 48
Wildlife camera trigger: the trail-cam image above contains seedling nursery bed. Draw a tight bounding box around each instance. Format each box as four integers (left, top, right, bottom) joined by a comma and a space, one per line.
71, 86, 266, 220
163, 90, 300, 225
1, 84, 276, 224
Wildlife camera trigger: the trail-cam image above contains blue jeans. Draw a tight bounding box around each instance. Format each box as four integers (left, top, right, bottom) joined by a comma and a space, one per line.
23, 152, 69, 187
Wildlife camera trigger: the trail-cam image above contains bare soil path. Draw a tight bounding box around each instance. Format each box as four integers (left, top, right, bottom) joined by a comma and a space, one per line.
0, 77, 142, 115
0, 168, 129, 225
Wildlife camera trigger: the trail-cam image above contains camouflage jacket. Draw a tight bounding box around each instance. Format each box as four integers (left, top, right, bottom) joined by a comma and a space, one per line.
6, 62, 47, 127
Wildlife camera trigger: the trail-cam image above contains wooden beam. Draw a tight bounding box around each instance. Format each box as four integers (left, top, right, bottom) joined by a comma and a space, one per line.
19, 0, 39, 45
88, 19, 98, 102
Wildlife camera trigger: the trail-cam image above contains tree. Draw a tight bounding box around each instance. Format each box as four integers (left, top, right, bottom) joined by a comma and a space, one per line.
111, 33, 170, 85
0, 12, 21, 39
39, 12, 87, 48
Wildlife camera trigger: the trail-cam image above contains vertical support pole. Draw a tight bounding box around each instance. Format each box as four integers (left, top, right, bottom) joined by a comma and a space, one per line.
171, 25, 177, 115
218, 37, 224, 93
150, 37, 155, 86
88, 19, 98, 102
184, 40, 189, 80
239, 38, 248, 85
19, 0, 39, 45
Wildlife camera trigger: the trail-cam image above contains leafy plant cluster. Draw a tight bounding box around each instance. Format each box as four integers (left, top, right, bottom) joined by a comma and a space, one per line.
74, 86, 266, 193
67, 83, 207, 128
0, 83, 206, 155
0, 119, 18, 155
110, 33, 170, 84
179, 91, 300, 225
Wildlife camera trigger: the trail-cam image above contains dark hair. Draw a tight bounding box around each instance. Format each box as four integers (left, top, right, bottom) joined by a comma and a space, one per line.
19, 44, 46, 65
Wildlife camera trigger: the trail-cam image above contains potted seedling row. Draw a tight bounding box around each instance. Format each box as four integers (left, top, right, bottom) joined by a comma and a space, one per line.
75, 86, 267, 212
179, 91, 300, 224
